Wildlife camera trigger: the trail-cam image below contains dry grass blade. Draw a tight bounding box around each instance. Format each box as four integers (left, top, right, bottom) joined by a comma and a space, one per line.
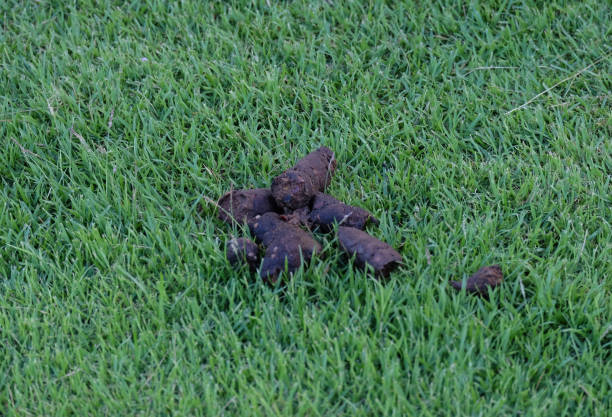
108, 108, 114, 130
70, 126, 92, 152
464, 65, 518, 75
505, 53, 611, 115
10, 137, 40, 158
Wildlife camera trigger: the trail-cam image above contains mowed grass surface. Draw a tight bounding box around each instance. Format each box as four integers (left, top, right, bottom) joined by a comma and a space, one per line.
1, 0, 611, 415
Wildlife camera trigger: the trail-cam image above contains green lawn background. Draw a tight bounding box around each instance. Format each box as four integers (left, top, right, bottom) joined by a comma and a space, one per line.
1, 1, 611, 415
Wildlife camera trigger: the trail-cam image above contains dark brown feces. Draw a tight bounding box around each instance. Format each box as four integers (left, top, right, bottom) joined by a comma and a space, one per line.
337, 226, 402, 277
226, 238, 259, 271
451, 265, 503, 297
217, 188, 280, 225
249, 212, 322, 283
271, 146, 336, 211
309, 193, 379, 232
280, 206, 312, 229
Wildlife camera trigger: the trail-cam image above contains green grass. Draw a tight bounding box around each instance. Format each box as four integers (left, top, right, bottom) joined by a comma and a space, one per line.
1, 0, 611, 415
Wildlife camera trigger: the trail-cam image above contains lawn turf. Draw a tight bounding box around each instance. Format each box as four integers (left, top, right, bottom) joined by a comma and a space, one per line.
1, 0, 611, 415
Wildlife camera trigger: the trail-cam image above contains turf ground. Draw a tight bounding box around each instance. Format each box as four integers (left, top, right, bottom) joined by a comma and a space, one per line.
1, 1, 611, 415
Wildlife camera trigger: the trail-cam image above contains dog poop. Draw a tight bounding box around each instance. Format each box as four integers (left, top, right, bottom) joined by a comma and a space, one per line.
216, 146, 401, 283
213, 148, 509, 295
337, 226, 402, 277
450, 265, 503, 297
225, 237, 260, 271
249, 212, 322, 283
217, 188, 280, 225
309, 192, 379, 232
271, 146, 336, 211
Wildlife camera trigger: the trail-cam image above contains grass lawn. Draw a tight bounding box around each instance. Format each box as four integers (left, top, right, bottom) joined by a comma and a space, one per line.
1, 0, 611, 415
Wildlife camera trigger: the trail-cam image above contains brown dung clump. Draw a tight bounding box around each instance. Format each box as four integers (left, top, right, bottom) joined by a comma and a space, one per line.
337, 226, 402, 277
225, 237, 260, 271
215, 147, 400, 282
248, 212, 321, 283
214, 147, 505, 296
217, 188, 280, 225
450, 265, 503, 297
309, 193, 379, 232
271, 146, 336, 211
